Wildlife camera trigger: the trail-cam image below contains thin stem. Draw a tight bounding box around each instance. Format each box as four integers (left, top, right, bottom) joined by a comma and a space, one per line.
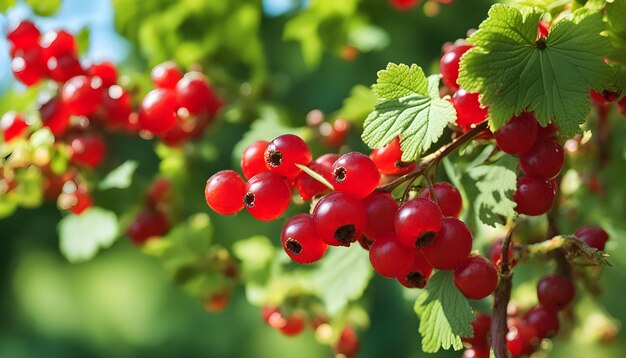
492, 224, 516, 358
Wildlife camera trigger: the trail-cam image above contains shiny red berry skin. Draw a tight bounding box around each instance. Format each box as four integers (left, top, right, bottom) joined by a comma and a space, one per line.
62, 75, 104, 116
264, 134, 312, 178
101, 85, 132, 127
67, 189, 92, 215
278, 313, 306, 336
537, 275, 575, 312
369, 236, 413, 278
537, 122, 558, 139
390, 0, 419, 11
440, 44, 472, 92
506, 319, 539, 357
241, 140, 270, 180
358, 235, 375, 250
495, 112, 539, 155
244, 172, 291, 221
151, 61, 183, 89
452, 88, 488, 128
419, 182, 463, 218
205, 170, 246, 215
369, 137, 416, 175
40, 97, 70, 136
313, 192, 366, 247
395, 198, 443, 248
332, 152, 380, 199
87, 61, 117, 87
0, 112, 28, 142
11, 47, 47, 86
138, 88, 179, 134
6, 21, 40, 50
175, 72, 215, 115
70, 133, 105, 167
261, 305, 283, 327
127, 210, 170, 245
523, 305, 559, 339
490, 239, 517, 268
294, 154, 337, 200
397, 249, 433, 288
454, 255, 498, 300
333, 326, 360, 358
362, 191, 398, 241
462, 346, 490, 358
422, 217, 472, 270
462, 314, 491, 347
574, 225, 609, 251
47, 53, 83, 82
514, 176, 555, 216
39, 30, 77, 58
519, 138, 564, 179
281, 214, 328, 264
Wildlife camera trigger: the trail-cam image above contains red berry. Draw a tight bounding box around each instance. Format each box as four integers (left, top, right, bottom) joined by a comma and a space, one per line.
175, 72, 215, 115
320, 118, 349, 148
369, 236, 413, 278
6, 20, 40, 50
68, 189, 92, 215
462, 346, 490, 358
390, 0, 420, 11
452, 88, 488, 128
244, 172, 292, 221
538, 20, 550, 39
87, 61, 117, 87
394, 198, 443, 248
490, 239, 517, 268
495, 112, 539, 155
453, 255, 498, 300
138, 88, 179, 134
39, 30, 77, 58
537, 122, 558, 139
62, 75, 104, 116
151, 61, 183, 89
203, 290, 230, 312
147, 178, 171, 207
397, 249, 433, 288
241, 140, 270, 180
462, 314, 491, 347
362, 191, 398, 241
333, 326, 360, 358
294, 154, 337, 200
617, 96, 626, 117
419, 182, 463, 218
47, 53, 83, 82
506, 319, 539, 357
523, 305, 559, 339
281, 214, 328, 264
422, 217, 472, 270
70, 133, 105, 167
440, 44, 472, 92
332, 152, 380, 199
264, 134, 312, 178
537, 275, 575, 312
514, 176, 555, 216
101, 85, 132, 128
0, 112, 28, 142
574, 225, 609, 251
127, 210, 170, 245
11, 46, 47, 86
369, 137, 416, 175
40, 97, 70, 136
313, 192, 366, 247
205, 170, 246, 215
519, 138, 564, 179
278, 313, 306, 336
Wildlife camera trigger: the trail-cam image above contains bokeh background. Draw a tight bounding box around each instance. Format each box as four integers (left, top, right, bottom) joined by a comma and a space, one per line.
1, 0, 625, 357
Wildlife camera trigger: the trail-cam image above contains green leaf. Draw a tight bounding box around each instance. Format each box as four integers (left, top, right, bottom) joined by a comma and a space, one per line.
98, 161, 139, 190
414, 270, 474, 353
58, 207, 119, 263
0, 0, 17, 12
362, 64, 456, 161
311, 246, 373, 315
295, 164, 334, 190
334, 85, 377, 126
606, 0, 626, 64
458, 5, 613, 137
467, 164, 517, 227
26, 0, 61, 15
232, 236, 275, 270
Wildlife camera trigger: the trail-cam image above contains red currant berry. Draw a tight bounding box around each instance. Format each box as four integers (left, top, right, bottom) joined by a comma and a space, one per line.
419, 182, 463, 218
126, 209, 170, 245
138, 88, 179, 134
62, 75, 104, 116
278, 313, 306, 336
519, 138, 564, 179
617, 96, 626, 117
332, 152, 380, 199
453, 255, 498, 300
514, 176, 555, 216
358, 236, 375, 251
397, 249, 433, 288
313, 192, 366, 247
506, 319, 539, 357
574, 225, 609, 251
440, 44, 472, 92
537, 122, 558, 139
47, 53, 83, 82
6, 20, 40, 50
147, 178, 171, 207
462, 346, 490, 358
244, 172, 292, 221
0, 112, 28, 142
369, 137, 416, 175
522, 305, 559, 339
320, 118, 350, 148
294, 154, 337, 200
203, 290, 230, 312
70, 133, 105, 167
422, 217, 472, 270
68, 189, 92, 215
261, 305, 283, 327
87, 61, 117, 87
462, 314, 491, 347
151, 61, 183, 89
490, 239, 517, 268
205, 170, 246, 215
264, 134, 312, 179
589, 89, 608, 106
175, 72, 215, 115
369, 236, 413, 278
281, 214, 328, 264
395, 198, 443, 248
362, 191, 398, 241
40, 97, 70, 136
39, 30, 77, 58
495, 112, 539, 155
101, 85, 132, 128
537, 275, 575, 312
241, 140, 270, 180
333, 326, 360, 358
452, 88, 488, 128
11, 46, 47, 86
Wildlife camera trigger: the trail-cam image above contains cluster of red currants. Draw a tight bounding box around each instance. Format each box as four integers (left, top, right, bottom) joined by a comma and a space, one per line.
126, 178, 172, 245
389, 0, 454, 12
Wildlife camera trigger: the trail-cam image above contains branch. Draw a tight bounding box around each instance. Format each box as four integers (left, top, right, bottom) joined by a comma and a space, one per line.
491, 225, 515, 358
517, 235, 610, 267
